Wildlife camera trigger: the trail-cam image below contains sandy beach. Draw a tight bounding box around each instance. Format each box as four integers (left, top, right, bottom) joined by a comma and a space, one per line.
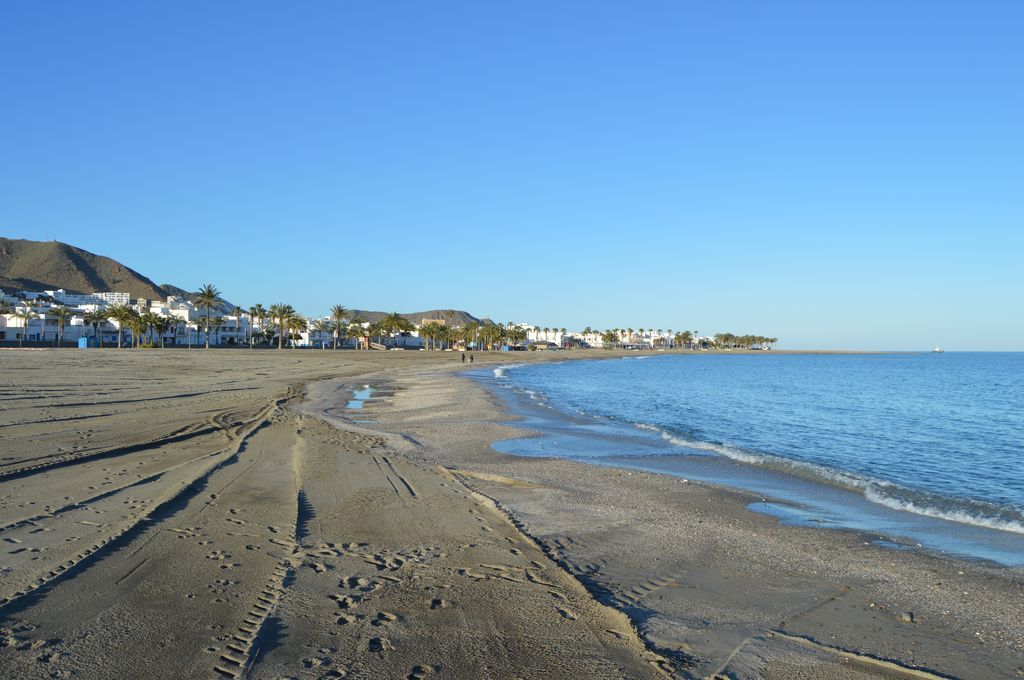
1, 349, 1021, 679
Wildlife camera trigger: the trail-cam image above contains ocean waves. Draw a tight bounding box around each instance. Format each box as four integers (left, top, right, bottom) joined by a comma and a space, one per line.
492, 364, 525, 379
636, 422, 1024, 535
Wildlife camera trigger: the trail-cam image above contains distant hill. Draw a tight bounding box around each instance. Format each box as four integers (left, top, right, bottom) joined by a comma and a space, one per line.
347, 309, 489, 326
0, 238, 237, 311
159, 283, 237, 315
0, 237, 167, 301
0, 238, 483, 323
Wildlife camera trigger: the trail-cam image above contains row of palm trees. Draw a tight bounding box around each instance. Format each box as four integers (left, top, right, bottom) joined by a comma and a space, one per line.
711, 333, 779, 350
4, 285, 777, 351
418, 321, 528, 351
590, 327, 690, 350
1, 300, 77, 348
587, 328, 776, 350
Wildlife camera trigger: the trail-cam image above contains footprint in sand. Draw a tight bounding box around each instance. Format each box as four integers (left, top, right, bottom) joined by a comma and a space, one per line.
429, 598, 447, 610
371, 612, 399, 627
557, 607, 578, 620
303, 560, 329, 574
330, 594, 360, 610
342, 576, 379, 593
368, 637, 394, 653
408, 665, 438, 679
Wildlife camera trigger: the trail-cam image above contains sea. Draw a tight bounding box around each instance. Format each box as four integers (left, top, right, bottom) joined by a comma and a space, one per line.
474, 352, 1024, 566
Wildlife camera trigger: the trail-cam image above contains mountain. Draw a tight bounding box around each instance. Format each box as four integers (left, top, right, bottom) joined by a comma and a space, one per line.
0, 237, 167, 301
347, 309, 489, 326
0, 238, 238, 311
0, 237, 483, 323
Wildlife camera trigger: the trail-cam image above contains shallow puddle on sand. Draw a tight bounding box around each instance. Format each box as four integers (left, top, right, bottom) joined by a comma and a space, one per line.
346, 385, 374, 409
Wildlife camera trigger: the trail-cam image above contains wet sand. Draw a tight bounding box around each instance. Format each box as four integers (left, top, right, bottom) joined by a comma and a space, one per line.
1, 349, 1021, 679
357, 364, 1024, 679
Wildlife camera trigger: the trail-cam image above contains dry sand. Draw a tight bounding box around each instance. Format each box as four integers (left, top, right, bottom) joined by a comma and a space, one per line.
0, 348, 1021, 679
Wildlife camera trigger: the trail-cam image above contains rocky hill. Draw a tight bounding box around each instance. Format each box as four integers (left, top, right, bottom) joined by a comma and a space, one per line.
0, 238, 238, 311
0, 238, 484, 323
0, 237, 167, 301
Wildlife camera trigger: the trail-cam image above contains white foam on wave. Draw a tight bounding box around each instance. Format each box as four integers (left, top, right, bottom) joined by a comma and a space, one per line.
635, 422, 1024, 535
492, 363, 525, 379
863, 487, 1024, 535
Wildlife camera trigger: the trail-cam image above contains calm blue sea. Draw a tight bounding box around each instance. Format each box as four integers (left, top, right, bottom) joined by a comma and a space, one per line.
479, 353, 1024, 565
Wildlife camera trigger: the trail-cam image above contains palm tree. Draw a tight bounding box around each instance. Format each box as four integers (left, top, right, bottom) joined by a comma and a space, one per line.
330, 305, 348, 349
13, 309, 36, 347
53, 306, 70, 347
366, 320, 384, 348
139, 311, 160, 345
347, 316, 368, 350
209, 317, 224, 347
194, 283, 220, 349
310, 318, 333, 349
268, 304, 296, 349
333, 319, 349, 349
287, 315, 307, 348
166, 315, 184, 346
478, 323, 502, 351
463, 322, 480, 350
106, 304, 134, 348
420, 322, 442, 350
83, 309, 107, 347
247, 304, 266, 348
379, 312, 413, 347
154, 317, 171, 348
0, 300, 12, 316
128, 315, 146, 348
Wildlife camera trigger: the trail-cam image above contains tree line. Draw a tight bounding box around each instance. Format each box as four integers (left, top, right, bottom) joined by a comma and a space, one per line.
2, 284, 776, 351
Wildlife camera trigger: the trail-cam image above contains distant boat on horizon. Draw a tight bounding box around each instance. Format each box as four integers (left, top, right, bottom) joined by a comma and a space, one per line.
933, 346, 944, 353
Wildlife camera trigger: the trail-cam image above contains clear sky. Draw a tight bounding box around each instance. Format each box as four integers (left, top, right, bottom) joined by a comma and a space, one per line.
2, 3, 1021, 350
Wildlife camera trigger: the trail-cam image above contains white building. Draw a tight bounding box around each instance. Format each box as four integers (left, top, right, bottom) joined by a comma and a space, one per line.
95, 291, 131, 306
44, 289, 131, 307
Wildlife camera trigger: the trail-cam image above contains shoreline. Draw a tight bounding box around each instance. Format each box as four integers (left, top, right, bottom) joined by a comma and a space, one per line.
470, 358, 1024, 567
1, 350, 1021, 679
354, 360, 1024, 679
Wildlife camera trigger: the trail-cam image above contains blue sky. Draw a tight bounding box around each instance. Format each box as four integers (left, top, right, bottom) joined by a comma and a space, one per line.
1, 3, 1021, 350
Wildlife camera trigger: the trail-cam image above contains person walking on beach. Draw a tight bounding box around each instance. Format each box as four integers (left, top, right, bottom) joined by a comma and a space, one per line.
461, 352, 466, 363
469, 353, 474, 364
